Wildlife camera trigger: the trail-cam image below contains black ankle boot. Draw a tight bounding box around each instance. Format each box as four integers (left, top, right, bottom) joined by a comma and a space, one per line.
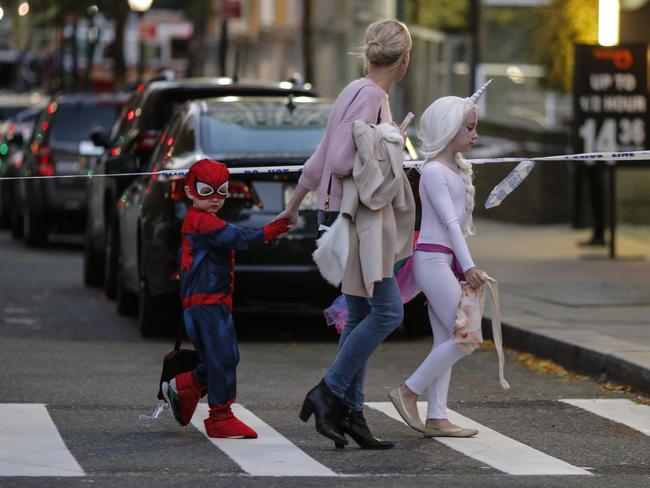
299, 379, 348, 446
335, 409, 394, 449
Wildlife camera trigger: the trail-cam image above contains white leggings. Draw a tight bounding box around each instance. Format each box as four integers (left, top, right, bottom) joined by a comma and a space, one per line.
405, 251, 472, 419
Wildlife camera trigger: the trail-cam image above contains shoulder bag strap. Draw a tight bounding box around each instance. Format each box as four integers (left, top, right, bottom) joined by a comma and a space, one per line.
325, 83, 383, 210
485, 278, 510, 390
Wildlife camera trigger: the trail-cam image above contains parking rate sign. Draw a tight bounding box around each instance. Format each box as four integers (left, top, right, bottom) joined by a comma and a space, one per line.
573, 44, 649, 154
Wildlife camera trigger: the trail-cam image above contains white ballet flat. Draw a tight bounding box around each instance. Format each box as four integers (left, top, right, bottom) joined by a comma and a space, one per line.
423, 426, 478, 438
388, 385, 425, 433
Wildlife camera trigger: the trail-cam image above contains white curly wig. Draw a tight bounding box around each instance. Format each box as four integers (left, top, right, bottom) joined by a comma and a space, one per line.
417, 80, 492, 236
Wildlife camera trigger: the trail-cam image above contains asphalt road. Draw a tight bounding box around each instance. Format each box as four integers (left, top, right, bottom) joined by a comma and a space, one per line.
1, 230, 649, 488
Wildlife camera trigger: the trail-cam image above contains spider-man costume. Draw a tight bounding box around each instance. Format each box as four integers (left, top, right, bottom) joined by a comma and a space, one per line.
165, 159, 288, 438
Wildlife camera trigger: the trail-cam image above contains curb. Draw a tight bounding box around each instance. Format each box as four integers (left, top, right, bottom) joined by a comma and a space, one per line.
481, 318, 650, 395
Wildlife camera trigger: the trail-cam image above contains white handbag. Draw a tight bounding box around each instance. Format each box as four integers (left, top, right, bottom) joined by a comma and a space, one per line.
312, 215, 350, 287
453, 276, 510, 390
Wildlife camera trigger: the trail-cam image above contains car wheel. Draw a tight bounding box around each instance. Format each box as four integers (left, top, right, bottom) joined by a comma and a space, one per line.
103, 218, 118, 299
0, 184, 11, 229
23, 208, 47, 247
10, 207, 23, 239
138, 255, 180, 337
83, 217, 104, 287
403, 295, 431, 337
116, 254, 138, 316
138, 257, 163, 337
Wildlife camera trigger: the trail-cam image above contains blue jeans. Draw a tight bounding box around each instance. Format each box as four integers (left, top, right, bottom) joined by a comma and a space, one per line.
324, 277, 403, 410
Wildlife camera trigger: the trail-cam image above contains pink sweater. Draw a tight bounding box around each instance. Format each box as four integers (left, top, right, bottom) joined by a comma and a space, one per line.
298, 78, 391, 211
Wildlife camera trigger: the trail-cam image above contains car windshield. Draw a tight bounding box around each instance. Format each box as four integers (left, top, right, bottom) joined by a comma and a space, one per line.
199, 100, 330, 162
51, 103, 120, 143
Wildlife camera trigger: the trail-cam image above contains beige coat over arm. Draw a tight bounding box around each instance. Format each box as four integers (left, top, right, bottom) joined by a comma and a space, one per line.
340, 121, 416, 297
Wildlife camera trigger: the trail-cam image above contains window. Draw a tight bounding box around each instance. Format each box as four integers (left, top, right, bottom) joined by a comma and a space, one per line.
151, 113, 184, 171
172, 115, 195, 157
50, 103, 120, 143
199, 100, 330, 161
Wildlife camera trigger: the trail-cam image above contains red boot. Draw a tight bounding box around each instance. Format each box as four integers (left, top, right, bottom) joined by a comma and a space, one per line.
204, 400, 258, 439
162, 372, 206, 426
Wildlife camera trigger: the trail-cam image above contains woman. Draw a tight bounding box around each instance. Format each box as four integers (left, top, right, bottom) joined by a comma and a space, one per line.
388, 83, 492, 438
278, 19, 413, 449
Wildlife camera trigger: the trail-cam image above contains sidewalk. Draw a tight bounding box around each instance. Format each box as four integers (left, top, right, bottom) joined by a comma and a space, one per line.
470, 219, 650, 394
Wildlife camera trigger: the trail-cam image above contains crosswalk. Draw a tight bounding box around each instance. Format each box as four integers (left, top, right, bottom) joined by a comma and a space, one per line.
366, 402, 592, 475
191, 403, 337, 477
0, 404, 84, 477
1, 399, 648, 478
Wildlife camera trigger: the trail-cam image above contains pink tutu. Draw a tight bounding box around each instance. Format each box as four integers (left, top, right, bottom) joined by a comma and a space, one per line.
394, 255, 420, 303
324, 256, 422, 334
323, 294, 348, 333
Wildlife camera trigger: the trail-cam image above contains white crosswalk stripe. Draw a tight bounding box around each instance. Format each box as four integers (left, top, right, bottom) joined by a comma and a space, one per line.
0, 404, 85, 477
4, 400, 646, 478
365, 401, 592, 476
560, 399, 650, 436
191, 403, 338, 477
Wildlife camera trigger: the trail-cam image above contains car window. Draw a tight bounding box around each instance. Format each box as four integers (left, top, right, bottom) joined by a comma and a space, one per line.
149, 113, 184, 171
111, 94, 141, 139
140, 93, 187, 132
50, 103, 121, 143
199, 100, 330, 162
172, 115, 195, 157
111, 93, 142, 143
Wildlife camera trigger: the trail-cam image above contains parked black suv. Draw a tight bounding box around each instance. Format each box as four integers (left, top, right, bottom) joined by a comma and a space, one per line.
13, 93, 127, 246
115, 96, 334, 335
84, 77, 316, 298
0, 105, 43, 229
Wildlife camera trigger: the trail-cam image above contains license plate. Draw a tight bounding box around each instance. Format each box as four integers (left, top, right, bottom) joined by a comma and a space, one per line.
283, 184, 318, 210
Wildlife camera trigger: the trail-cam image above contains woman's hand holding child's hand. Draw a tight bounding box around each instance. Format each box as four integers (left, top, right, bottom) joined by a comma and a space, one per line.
275, 209, 299, 226
262, 219, 290, 241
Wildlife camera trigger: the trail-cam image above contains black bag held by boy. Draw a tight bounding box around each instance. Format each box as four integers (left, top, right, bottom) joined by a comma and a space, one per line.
156, 319, 199, 400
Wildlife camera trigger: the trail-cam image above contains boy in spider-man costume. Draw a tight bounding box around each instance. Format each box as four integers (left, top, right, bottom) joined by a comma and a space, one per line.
162, 159, 289, 438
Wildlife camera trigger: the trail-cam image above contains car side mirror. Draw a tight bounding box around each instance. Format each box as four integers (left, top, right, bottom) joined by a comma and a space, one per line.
90, 127, 111, 148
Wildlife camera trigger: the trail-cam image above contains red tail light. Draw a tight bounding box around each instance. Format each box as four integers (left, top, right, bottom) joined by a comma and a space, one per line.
36, 145, 54, 176
136, 130, 160, 152
229, 180, 262, 208
170, 176, 187, 201
229, 180, 253, 200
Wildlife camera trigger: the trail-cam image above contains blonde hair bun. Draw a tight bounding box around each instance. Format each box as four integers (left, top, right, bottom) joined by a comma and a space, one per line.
362, 19, 412, 71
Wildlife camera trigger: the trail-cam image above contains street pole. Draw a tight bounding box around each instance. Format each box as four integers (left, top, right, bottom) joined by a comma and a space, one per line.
302, 0, 314, 84
138, 12, 145, 83
219, 19, 229, 77
72, 19, 78, 92
469, 0, 481, 96
608, 163, 617, 259
128, 0, 153, 84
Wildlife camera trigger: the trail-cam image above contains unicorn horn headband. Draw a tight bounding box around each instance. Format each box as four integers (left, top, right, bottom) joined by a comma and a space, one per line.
467, 78, 493, 105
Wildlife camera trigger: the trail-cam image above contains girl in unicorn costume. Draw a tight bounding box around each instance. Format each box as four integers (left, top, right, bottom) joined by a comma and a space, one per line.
388, 81, 493, 438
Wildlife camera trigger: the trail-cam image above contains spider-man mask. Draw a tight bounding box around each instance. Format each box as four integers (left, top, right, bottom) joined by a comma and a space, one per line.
186, 159, 230, 200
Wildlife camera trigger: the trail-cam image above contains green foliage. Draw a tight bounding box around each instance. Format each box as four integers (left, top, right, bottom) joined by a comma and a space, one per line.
484, 7, 545, 63
406, 0, 470, 32
535, 0, 598, 93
